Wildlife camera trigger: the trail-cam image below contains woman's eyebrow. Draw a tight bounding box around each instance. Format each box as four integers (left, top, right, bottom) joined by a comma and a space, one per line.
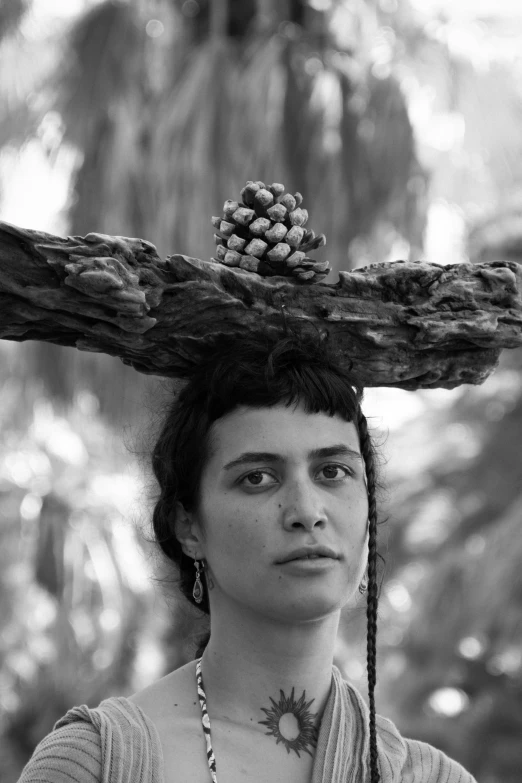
222, 444, 363, 472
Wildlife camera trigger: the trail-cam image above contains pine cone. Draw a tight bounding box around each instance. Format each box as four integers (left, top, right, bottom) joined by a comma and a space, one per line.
210, 181, 329, 283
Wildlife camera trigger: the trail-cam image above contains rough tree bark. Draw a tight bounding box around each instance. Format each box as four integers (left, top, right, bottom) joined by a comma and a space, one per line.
0, 220, 521, 390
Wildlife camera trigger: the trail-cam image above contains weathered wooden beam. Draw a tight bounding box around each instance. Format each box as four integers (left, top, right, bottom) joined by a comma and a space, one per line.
1, 220, 521, 389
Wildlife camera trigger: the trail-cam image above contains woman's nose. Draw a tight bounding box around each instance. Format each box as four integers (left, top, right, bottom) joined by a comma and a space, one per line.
281, 479, 328, 530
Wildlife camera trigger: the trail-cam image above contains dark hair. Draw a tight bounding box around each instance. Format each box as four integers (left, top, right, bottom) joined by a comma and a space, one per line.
148, 325, 386, 783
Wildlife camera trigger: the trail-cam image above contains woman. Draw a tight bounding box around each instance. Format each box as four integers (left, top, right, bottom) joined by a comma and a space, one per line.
17, 327, 477, 783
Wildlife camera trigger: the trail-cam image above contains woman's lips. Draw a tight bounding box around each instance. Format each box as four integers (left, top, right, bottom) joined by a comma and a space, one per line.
278, 557, 337, 572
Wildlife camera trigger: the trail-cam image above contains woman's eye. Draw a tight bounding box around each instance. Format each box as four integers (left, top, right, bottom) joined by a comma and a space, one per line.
320, 464, 352, 480
240, 470, 276, 487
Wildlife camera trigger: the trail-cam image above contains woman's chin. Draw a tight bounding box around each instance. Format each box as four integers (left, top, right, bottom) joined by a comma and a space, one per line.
267, 595, 345, 624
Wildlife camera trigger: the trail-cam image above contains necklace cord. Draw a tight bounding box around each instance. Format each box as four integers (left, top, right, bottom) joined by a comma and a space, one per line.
196, 657, 219, 783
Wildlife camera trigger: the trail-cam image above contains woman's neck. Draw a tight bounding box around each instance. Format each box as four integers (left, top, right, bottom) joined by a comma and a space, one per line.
199, 601, 341, 736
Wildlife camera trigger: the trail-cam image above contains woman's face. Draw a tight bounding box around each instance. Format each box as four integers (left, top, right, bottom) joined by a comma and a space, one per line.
183, 401, 369, 623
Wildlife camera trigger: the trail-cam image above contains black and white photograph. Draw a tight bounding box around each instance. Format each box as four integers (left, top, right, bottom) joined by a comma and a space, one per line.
1, 1, 521, 781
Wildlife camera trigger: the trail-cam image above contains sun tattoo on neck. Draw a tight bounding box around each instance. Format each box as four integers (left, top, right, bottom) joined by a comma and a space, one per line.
258, 688, 319, 757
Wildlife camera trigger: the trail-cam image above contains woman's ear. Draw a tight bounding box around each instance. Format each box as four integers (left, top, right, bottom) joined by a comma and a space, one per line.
172, 500, 204, 558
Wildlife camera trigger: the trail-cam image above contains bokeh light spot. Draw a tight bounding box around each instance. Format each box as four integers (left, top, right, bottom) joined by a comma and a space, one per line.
428, 687, 469, 717
182, 0, 200, 18
146, 19, 164, 38
458, 636, 485, 659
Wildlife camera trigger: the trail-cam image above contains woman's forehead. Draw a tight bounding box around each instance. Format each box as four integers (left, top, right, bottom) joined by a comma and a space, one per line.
208, 403, 360, 460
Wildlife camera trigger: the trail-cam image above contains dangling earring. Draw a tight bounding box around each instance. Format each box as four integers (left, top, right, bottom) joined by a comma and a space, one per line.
359, 569, 368, 594
193, 559, 204, 604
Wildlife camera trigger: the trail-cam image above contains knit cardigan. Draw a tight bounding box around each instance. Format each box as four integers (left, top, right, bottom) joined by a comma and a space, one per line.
17, 665, 477, 783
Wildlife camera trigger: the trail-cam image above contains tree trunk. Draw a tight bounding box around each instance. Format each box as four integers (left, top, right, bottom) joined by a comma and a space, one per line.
1, 220, 521, 390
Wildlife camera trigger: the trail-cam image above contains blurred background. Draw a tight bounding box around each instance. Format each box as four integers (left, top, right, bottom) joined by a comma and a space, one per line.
1, 0, 522, 780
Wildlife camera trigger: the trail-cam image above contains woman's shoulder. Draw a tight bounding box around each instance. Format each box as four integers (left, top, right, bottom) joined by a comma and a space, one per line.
342, 677, 477, 783
128, 660, 220, 783
16, 682, 173, 783
17, 719, 102, 783
375, 711, 477, 782
127, 658, 199, 725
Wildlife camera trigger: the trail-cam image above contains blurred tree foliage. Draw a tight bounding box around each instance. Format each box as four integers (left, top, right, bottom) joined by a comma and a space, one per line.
373, 217, 522, 781
376, 351, 522, 780
0, 354, 205, 781
1, 1, 522, 782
